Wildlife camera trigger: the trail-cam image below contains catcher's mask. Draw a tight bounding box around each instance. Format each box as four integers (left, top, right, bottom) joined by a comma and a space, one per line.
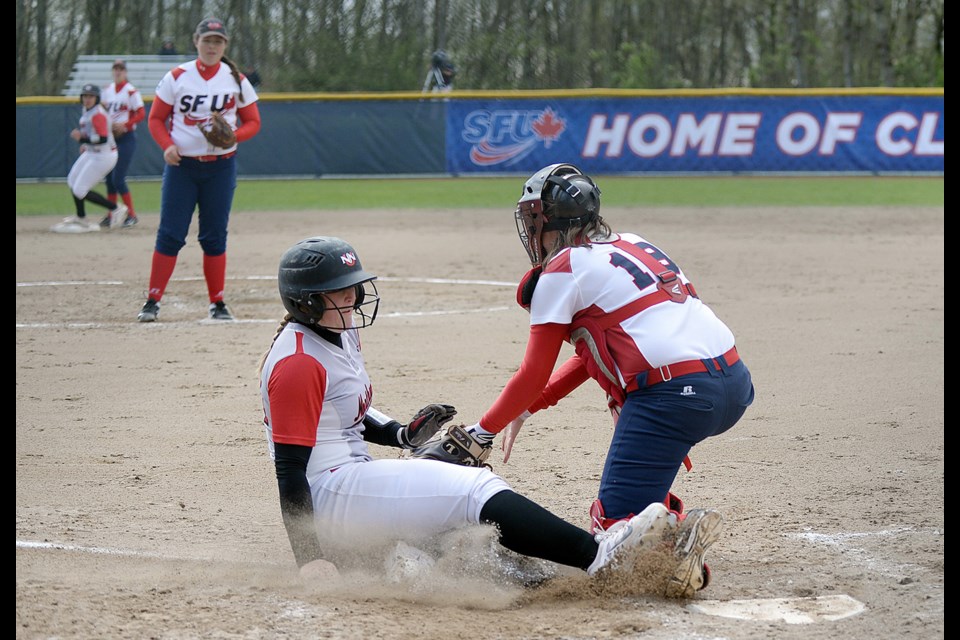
515, 163, 602, 265
79, 84, 101, 106
278, 236, 380, 330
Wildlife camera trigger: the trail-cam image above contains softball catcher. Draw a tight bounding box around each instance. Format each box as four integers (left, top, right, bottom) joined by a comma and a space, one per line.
412, 163, 754, 597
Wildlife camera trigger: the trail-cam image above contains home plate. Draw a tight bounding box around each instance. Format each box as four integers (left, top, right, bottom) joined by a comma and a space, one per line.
687, 594, 866, 624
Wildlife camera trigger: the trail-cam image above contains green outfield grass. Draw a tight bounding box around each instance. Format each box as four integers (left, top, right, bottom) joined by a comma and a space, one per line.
15, 175, 943, 216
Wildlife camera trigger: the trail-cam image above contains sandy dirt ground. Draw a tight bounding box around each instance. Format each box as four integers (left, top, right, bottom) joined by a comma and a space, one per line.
17, 204, 943, 639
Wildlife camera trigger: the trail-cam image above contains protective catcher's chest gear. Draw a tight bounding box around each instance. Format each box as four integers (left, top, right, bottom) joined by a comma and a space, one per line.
278, 236, 380, 329
515, 163, 602, 266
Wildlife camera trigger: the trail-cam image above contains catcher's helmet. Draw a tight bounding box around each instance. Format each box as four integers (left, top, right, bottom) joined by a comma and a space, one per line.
79, 84, 101, 105
278, 236, 379, 329
515, 163, 602, 265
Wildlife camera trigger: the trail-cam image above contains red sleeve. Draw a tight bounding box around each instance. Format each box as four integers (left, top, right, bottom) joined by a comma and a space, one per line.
126, 105, 146, 129
527, 355, 590, 414
267, 352, 327, 447
479, 323, 568, 432
235, 102, 261, 143
148, 98, 174, 149
91, 112, 110, 138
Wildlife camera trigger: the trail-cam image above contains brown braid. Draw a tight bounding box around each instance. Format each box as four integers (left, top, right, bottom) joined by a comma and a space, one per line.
258, 314, 293, 376
221, 54, 244, 102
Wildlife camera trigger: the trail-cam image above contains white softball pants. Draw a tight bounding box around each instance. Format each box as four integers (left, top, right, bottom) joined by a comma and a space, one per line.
310, 458, 511, 548
67, 148, 117, 199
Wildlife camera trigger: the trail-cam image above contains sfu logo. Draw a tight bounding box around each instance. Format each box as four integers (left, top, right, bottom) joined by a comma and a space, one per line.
462, 107, 566, 166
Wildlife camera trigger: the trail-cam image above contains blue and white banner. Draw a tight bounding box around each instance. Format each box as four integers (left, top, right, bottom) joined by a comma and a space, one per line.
446, 95, 944, 175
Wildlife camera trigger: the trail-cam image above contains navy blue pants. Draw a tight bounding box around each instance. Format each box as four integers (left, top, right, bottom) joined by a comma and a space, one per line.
156, 156, 236, 256
106, 130, 137, 196
598, 355, 755, 519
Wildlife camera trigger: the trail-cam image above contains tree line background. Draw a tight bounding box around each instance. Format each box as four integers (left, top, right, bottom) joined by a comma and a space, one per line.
16, 0, 944, 97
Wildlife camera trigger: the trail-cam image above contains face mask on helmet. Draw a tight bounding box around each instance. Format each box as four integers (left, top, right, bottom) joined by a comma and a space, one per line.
515, 163, 601, 265
278, 237, 380, 330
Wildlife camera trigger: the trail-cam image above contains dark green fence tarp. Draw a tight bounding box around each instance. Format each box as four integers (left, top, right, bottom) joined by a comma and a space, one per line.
17, 99, 447, 180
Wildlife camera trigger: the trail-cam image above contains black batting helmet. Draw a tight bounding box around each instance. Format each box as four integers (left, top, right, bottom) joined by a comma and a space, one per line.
278, 236, 380, 329
80, 83, 101, 105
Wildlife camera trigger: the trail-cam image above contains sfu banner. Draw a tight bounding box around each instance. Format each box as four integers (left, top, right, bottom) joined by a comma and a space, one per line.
445, 93, 943, 175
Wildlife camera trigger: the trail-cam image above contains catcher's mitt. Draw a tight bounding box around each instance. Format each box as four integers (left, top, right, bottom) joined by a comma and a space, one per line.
408, 423, 493, 468
199, 111, 237, 149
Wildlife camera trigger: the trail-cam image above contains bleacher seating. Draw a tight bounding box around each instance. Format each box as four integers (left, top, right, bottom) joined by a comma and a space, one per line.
62, 54, 195, 96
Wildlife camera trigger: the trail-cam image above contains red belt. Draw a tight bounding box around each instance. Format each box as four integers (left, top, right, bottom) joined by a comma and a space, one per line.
626, 347, 740, 392
189, 151, 236, 162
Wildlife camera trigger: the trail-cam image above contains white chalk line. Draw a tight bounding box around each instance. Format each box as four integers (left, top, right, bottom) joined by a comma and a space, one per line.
786, 525, 943, 579
16, 275, 516, 288
16, 539, 282, 566
16, 306, 512, 329
16, 275, 514, 328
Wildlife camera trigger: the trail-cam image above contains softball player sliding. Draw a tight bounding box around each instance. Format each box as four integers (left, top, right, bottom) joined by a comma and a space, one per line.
50, 84, 130, 234
456, 163, 755, 597
99, 59, 145, 228
258, 236, 712, 590
138, 17, 261, 323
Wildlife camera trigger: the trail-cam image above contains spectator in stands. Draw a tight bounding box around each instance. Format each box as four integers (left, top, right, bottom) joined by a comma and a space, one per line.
422, 49, 456, 93
244, 66, 262, 89
158, 38, 178, 55
99, 59, 144, 228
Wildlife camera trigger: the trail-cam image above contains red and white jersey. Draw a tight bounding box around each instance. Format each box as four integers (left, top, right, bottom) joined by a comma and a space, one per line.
531, 232, 735, 386
101, 81, 145, 129
77, 103, 114, 152
260, 323, 374, 487
154, 61, 258, 157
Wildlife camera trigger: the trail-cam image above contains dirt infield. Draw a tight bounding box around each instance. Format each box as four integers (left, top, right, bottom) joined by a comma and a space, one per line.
17, 205, 943, 639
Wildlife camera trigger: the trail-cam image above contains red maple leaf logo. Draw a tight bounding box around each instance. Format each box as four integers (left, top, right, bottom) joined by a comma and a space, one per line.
531, 108, 566, 147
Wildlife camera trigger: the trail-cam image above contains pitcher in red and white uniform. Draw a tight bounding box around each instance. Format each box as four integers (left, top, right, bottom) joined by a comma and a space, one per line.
138, 16, 261, 323
460, 163, 755, 597
99, 58, 145, 228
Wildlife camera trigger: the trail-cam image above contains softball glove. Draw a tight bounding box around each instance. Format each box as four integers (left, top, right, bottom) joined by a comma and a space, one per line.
199, 111, 237, 149
409, 423, 493, 468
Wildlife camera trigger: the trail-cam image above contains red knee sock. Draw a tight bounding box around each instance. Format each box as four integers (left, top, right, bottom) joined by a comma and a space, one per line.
121, 192, 136, 217
147, 251, 178, 301
203, 253, 227, 303
107, 193, 118, 205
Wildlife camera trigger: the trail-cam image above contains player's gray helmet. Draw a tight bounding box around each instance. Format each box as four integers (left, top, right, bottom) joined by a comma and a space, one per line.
278, 236, 380, 329
80, 84, 101, 105
515, 163, 602, 265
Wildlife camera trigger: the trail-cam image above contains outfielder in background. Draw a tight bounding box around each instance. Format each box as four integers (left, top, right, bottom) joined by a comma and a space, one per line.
416, 163, 755, 597
137, 17, 261, 323
99, 58, 144, 229
258, 235, 718, 593
50, 84, 130, 234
